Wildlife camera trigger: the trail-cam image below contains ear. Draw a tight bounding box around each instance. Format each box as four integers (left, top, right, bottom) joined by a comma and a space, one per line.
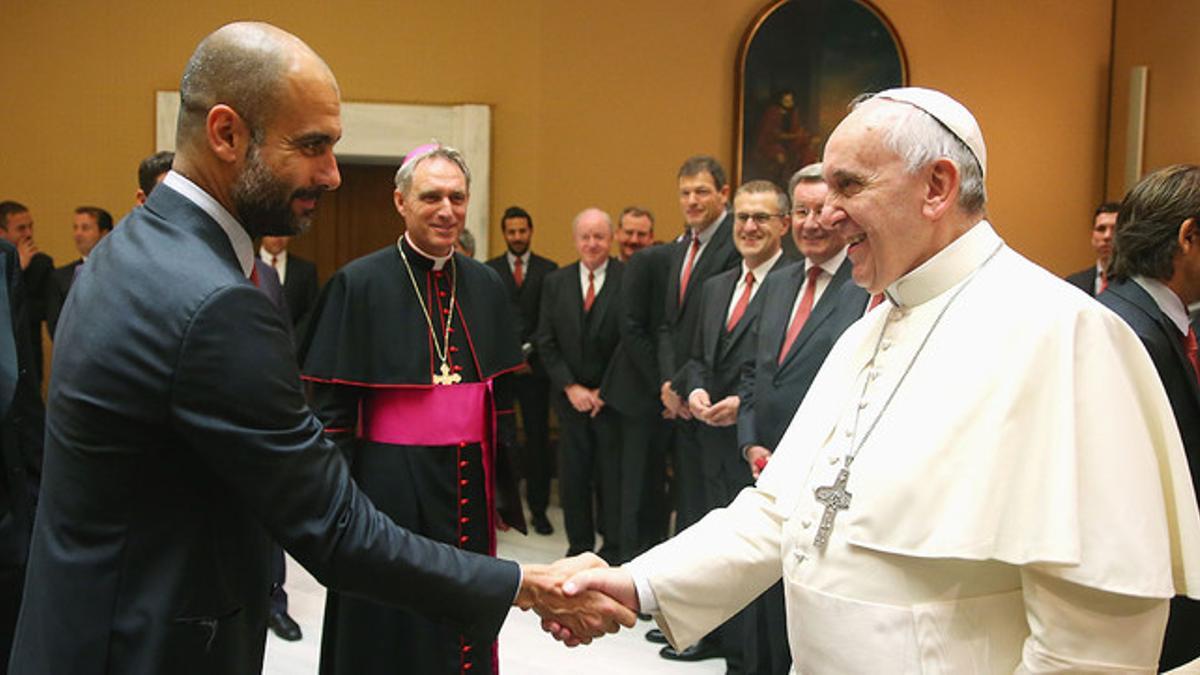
393, 188, 406, 215
206, 104, 250, 164
921, 158, 959, 220
718, 184, 731, 206
134, 189, 147, 205
1178, 217, 1198, 252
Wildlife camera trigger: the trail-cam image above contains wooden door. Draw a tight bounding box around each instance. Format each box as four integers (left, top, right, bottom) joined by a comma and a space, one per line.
289, 163, 402, 284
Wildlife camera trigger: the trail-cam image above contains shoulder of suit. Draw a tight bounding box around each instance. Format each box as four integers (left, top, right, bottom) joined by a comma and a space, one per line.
531, 253, 558, 270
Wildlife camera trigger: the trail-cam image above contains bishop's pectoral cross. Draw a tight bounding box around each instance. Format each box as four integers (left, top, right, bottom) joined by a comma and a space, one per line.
812, 467, 853, 550
433, 361, 462, 386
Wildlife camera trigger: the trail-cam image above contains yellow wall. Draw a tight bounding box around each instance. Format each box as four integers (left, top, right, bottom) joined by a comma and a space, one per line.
1106, 0, 1200, 200
1, 1, 1115, 275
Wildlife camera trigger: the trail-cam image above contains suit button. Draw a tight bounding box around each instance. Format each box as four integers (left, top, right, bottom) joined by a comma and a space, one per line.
459, 442, 467, 448
450, 346, 459, 352
463, 663, 473, 670
453, 365, 463, 372
439, 291, 447, 298
462, 645, 473, 654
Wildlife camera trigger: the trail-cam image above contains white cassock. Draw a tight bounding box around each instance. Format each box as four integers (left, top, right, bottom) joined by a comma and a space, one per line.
627, 221, 1200, 673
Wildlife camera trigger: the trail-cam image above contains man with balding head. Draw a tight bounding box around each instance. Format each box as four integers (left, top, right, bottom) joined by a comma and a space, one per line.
557, 88, 1200, 671
536, 209, 624, 561
11, 22, 629, 674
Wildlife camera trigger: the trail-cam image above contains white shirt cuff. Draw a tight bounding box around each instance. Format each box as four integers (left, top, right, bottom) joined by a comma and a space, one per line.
624, 562, 659, 614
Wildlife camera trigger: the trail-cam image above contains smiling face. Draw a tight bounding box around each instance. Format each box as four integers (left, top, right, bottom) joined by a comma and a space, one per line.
820, 104, 941, 294
616, 213, 654, 260
395, 156, 469, 256
732, 190, 786, 268
791, 180, 844, 265
574, 210, 612, 270
230, 63, 343, 237
502, 216, 532, 256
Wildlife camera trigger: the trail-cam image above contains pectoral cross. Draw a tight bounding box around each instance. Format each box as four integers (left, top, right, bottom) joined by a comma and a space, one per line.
812, 467, 853, 550
433, 361, 462, 385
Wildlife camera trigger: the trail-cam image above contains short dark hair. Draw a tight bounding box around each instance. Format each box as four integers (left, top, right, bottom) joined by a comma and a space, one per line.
75, 206, 114, 233
677, 155, 728, 190
0, 201, 28, 230
618, 206, 654, 227
138, 151, 175, 196
735, 180, 790, 215
1108, 164, 1200, 281
1094, 201, 1121, 219
501, 205, 533, 231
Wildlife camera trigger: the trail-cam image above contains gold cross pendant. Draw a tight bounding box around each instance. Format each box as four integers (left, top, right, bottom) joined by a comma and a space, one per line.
433, 361, 462, 386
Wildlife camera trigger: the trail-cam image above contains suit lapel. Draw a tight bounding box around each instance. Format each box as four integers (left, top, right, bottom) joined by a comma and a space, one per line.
1116, 281, 1200, 408
706, 271, 736, 363
0, 253, 16, 419
780, 259, 856, 369
588, 260, 620, 330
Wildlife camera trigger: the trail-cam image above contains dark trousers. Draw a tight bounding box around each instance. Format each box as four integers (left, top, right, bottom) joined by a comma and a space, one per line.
0, 566, 22, 675
513, 373, 552, 517
671, 420, 708, 532
270, 543, 288, 615
614, 410, 670, 563
553, 396, 618, 557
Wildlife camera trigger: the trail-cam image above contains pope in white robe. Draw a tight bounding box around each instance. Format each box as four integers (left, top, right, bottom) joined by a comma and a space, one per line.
555, 88, 1200, 673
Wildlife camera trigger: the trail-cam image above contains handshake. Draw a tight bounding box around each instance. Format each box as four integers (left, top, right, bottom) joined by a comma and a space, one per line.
515, 553, 642, 647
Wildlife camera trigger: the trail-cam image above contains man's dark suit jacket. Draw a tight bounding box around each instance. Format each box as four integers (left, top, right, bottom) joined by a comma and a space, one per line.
536, 260, 623, 391
9, 185, 520, 674
20, 253, 51, 379
659, 213, 741, 392
1099, 278, 1200, 670
738, 258, 867, 452
601, 245, 671, 417
486, 251, 557, 367
45, 259, 81, 338
1065, 265, 1100, 297
279, 253, 318, 328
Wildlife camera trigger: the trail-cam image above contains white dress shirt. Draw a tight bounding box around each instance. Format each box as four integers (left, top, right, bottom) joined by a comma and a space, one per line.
259, 247, 289, 285
162, 171, 253, 278
579, 259, 608, 303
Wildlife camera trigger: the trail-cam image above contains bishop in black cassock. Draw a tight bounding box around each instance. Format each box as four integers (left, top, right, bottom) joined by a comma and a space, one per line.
300, 233, 525, 675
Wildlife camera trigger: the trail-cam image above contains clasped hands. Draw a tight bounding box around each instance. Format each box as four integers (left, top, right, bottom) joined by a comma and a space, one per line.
516, 553, 640, 647
688, 389, 739, 427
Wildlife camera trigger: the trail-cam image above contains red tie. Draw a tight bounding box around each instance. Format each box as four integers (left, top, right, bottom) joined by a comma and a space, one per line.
583, 270, 596, 312
726, 271, 755, 332
868, 293, 885, 310
271, 254, 279, 270
513, 257, 524, 288
778, 266, 822, 363
1098, 270, 1108, 295
249, 264, 261, 288
679, 236, 700, 304
1185, 327, 1200, 385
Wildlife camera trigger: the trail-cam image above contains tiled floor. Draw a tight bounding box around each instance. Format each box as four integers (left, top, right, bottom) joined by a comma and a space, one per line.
263, 505, 725, 675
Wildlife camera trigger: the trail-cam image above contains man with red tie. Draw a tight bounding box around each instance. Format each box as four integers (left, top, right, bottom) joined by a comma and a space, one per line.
1098, 164, 1200, 671
535, 209, 623, 559
1065, 202, 1120, 297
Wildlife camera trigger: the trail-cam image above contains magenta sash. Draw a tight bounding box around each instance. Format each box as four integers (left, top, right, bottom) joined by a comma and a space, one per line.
359, 382, 498, 557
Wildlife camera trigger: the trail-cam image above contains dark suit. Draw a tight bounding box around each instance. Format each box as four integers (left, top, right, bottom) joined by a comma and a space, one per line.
599, 244, 672, 561
486, 252, 557, 520
1099, 278, 1200, 671
10, 183, 519, 674
20, 253, 51, 379
1065, 265, 1100, 297
45, 259, 81, 338
737, 256, 865, 675
536, 260, 622, 557
276, 252, 319, 329
0, 241, 43, 675
658, 213, 741, 531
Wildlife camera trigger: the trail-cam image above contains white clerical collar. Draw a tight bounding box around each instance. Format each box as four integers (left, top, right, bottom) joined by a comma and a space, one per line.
886, 220, 1001, 308
808, 246, 848, 277
1133, 276, 1191, 336
162, 170, 254, 278
743, 248, 783, 281
400, 232, 453, 270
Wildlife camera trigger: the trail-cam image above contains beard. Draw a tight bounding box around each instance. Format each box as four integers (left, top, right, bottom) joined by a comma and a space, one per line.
231, 144, 322, 238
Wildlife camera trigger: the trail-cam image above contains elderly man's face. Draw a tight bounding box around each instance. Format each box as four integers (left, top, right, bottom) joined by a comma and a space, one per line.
395, 156, 468, 256
616, 213, 653, 260
791, 180, 844, 265
575, 211, 612, 271
1091, 211, 1117, 266
821, 105, 935, 293
231, 64, 342, 237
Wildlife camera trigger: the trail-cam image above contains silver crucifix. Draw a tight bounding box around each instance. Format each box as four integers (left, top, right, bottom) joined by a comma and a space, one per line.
812, 467, 853, 550
432, 361, 462, 386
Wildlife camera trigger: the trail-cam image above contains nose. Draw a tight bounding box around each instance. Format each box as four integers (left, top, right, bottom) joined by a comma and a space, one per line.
820, 201, 844, 230
319, 150, 341, 191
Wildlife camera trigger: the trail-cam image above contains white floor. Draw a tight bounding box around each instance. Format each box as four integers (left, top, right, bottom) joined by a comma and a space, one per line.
263, 505, 724, 675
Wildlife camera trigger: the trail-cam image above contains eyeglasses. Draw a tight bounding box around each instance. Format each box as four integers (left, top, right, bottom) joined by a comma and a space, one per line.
734, 212, 785, 225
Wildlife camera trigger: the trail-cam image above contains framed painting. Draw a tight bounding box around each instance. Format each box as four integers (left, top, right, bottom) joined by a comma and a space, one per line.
735, 0, 908, 187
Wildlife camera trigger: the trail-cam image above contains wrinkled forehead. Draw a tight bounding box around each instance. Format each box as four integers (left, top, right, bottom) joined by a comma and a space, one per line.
823, 104, 899, 174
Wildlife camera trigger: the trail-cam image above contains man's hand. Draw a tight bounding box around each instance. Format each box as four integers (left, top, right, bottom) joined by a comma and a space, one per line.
16, 238, 35, 270
687, 389, 712, 420
660, 381, 691, 420
704, 395, 739, 427
745, 444, 772, 478
541, 566, 641, 646
590, 391, 605, 418
565, 384, 595, 414
516, 554, 637, 646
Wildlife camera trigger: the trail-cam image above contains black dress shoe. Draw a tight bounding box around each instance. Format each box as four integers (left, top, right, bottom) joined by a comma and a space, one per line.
531, 513, 553, 536
268, 611, 302, 641
645, 627, 668, 644
637, 612, 652, 621
659, 638, 722, 662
